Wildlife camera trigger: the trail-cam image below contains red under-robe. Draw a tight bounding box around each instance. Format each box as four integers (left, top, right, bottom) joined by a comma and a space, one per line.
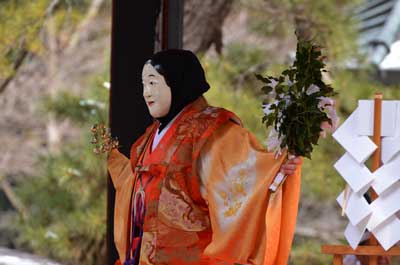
108, 96, 302, 265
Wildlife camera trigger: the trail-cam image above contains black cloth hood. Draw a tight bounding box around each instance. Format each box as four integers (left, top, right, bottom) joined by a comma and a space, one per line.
146, 49, 210, 131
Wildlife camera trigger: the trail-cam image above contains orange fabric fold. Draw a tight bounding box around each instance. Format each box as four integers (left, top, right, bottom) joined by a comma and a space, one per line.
198, 121, 302, 264
264, 161, 302, 265
107, 148, 134, 262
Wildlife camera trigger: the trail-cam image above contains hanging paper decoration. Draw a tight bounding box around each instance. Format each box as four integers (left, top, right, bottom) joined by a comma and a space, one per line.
334, 100, 400, 250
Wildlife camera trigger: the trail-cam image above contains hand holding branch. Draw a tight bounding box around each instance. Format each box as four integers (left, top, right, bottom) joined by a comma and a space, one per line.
280, 156, 302, 176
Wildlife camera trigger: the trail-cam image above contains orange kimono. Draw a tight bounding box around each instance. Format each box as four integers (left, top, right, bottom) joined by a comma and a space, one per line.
108, 96, 302, 265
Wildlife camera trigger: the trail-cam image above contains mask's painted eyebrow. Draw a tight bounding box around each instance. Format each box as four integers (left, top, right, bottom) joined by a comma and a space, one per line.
142, 74, 156, 80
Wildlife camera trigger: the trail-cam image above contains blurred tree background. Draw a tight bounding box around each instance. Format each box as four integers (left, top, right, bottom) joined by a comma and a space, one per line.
1, 0, 400, 264
0, 0, 110, 264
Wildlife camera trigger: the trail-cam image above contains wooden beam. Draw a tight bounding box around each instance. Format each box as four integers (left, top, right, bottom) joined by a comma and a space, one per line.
322, 245, 400, 256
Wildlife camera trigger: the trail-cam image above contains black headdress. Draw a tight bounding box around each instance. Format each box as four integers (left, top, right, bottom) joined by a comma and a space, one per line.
146, 49, 210, 131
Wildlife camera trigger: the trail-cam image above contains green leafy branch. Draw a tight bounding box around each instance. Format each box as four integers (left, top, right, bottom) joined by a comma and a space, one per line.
256, 37, 337, 158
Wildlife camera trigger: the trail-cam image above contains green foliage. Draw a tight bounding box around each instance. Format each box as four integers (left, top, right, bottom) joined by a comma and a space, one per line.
15, 73, 109, 264
241, 0, 361, 63
257, 39, 337, 158
334, 71, 400, 114
16, 147, 106, 260
223, 43, 269, 83
202, 54, 267, 141
40, 81, 109, 124
205, 43, 270, 93
0, 0, 44, 76
300, 135, 343, 200
0, 0, 91, 78
289, 237, 332, 265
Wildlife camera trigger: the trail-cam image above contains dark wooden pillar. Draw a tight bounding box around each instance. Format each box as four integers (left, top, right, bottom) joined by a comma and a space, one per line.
108, 1, 160, 264
108, 1, 184, 264
160, 0, 184, 50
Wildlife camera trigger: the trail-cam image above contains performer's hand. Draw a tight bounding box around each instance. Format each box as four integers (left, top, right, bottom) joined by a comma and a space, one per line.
280, 156, 302, 175
319, 121, 332, 138
319, 98, 339, 139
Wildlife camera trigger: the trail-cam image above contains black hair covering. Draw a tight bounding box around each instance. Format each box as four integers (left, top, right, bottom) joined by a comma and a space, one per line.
146, 49, 210, 131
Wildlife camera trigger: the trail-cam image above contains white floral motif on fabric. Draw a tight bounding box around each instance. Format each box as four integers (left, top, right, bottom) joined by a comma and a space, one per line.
213, 150, 257, 231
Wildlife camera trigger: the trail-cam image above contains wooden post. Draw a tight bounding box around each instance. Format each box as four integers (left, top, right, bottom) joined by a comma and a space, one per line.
333, 254, 343, 265
160, 0, 184, 50
369, 93, 383, 265
371, 93, 383, 183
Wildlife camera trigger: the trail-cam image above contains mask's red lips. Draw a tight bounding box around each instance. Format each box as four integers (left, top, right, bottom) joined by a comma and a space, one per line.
147, 101, 155, 106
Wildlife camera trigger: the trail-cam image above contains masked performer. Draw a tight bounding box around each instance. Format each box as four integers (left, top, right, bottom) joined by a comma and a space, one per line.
108, 49, 302, 265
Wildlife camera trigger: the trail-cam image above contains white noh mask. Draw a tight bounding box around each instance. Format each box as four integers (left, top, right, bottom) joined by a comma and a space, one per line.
142, 63, 172, 118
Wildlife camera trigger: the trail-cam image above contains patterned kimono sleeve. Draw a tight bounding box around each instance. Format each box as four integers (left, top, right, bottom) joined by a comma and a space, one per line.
197, 121, 302, 265
108, 148, 132, 189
